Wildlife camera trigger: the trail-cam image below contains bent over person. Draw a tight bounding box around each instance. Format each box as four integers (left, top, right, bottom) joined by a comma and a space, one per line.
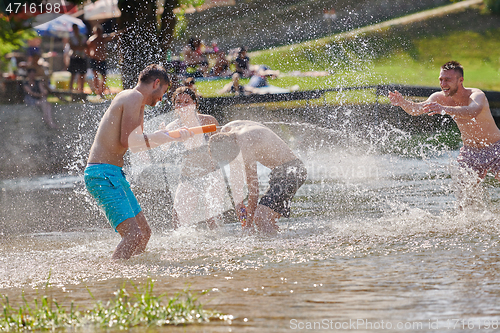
84, 64, 194, 259
389, 61, 500, 203
208, 120, 307, 234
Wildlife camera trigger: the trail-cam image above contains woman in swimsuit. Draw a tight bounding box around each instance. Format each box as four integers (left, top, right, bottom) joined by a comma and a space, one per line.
163, 87, 227, 228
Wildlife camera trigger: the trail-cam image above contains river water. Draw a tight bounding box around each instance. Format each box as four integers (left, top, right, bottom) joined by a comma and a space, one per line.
1, 120, 500, 332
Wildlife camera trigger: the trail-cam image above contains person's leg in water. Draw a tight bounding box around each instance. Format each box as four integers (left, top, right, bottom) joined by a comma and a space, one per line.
454, 146, 491, 209
253, 204, 280, 235
253, 160, 307, 234
174, 181, 199, 226
453, 157, 486, 210
37, 99, 57, 129
85, 164, 148, 259
113, 211, 151, 259
203, 170, 227, 229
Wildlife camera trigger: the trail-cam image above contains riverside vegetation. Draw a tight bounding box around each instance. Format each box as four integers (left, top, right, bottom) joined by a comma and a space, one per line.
0, 279, 228, 331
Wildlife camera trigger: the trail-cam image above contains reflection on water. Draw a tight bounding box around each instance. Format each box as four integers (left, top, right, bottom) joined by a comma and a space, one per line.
2, 121, 500, 332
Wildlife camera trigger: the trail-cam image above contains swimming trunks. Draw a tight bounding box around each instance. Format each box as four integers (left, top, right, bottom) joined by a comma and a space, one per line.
90, 59, 107, 75
259, 159, 307, 217
84, 164, 142, 231
68, 57, 87, 74
457, 140, 500, 178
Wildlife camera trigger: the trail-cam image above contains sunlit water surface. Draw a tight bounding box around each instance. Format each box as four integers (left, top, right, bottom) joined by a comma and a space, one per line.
2, 122, 500, 332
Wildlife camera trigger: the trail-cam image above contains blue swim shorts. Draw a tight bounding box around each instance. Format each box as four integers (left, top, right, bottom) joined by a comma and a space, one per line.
84, 164, 142, 231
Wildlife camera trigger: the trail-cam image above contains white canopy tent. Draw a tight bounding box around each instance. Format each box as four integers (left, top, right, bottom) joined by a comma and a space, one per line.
84, 0, 121, 21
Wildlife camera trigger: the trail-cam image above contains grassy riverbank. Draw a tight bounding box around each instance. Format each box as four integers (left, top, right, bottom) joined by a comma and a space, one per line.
0, 279, 227, 331
67, 2, 499, 103
197, 3, 500, 98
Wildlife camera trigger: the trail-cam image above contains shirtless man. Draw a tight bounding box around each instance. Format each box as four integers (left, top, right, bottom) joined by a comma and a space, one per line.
87, 25, 117, 96
389, 61, 500, 182
68, 23, 87, 93
84, 64, 193, 259
208, 120, 307, 234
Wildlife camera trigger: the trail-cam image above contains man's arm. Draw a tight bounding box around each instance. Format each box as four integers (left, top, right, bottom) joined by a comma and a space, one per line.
86, 36, 96, 46
227, 154, 249, 225
128, 126, 194, 153
388, 90, 434, 116
120, 94, 193, 152
244, 161, 259, 220
103, 34, 117, 43
426, 90, 486, 119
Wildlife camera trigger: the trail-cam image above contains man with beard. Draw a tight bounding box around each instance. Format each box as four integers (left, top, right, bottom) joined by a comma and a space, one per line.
389, 61, 500, 188
84, 64, 193, 259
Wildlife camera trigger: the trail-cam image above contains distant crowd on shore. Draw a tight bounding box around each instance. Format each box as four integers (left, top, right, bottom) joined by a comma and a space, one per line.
1, 30, 302, 129
3, 30, 285, 97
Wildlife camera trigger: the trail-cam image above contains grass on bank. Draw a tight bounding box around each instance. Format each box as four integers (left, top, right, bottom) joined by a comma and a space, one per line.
0, 279, 227, 331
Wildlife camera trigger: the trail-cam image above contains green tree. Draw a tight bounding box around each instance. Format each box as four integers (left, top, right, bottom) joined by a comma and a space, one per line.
0, 0, 203, 87
484, 0, 500, 14
451, 0, 500, 14
0, 14, 36, 72
117, 0, 204, 89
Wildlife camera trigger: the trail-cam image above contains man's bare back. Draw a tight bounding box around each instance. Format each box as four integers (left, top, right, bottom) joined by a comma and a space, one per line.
221, 120, 298, 169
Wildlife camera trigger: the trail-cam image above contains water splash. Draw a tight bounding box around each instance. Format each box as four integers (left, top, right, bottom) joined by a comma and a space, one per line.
2, 109, 500, 292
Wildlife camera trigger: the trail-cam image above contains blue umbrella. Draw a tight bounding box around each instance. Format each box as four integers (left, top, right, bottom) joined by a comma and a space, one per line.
34, 14, 87, 38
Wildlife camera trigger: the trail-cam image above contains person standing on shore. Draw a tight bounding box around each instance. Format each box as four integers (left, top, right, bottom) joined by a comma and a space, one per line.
68, 23, 88, 93
389, 61, 500, 198
84, 64, 194, 259
23, 68, 57, 129
87, 25, 117, 97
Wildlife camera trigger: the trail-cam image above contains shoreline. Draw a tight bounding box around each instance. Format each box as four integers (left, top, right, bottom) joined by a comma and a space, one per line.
0, 100, 460, 179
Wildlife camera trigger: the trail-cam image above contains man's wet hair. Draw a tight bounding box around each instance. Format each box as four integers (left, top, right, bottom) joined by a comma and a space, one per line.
171, 86, 199, 108
208, 132, 240, 165
138, 64, 170, 86
441, 61, 464, 78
